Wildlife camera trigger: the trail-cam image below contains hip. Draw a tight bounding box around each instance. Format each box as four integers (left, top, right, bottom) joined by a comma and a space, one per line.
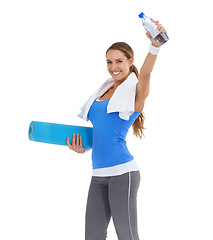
92, 159, 139, 177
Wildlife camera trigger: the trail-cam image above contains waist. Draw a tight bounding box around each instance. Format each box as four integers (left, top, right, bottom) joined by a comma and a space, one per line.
92, 159, 139, 177
92, 145, 134, 169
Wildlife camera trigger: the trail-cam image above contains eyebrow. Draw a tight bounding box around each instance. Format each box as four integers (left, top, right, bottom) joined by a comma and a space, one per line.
106, 58, 123, 62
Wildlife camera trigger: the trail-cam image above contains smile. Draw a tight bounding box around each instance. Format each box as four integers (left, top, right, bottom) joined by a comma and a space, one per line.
112, 71, 121, 76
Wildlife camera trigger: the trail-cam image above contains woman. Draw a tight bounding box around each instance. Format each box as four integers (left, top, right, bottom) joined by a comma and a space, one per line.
67, 21, 167, 240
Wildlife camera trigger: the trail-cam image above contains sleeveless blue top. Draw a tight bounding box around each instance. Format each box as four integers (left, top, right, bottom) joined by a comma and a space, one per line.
88, 99, 141, 169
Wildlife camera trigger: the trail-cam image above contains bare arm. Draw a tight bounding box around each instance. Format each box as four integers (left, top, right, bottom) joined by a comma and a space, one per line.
135, 21, 167, 112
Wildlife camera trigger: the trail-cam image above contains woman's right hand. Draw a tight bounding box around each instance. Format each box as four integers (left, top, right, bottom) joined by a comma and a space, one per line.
146, 20, 167, 47
66, 133, 85, 154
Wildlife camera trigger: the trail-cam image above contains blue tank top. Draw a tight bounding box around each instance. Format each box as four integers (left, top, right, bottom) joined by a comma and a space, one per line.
88, 99, 141, 169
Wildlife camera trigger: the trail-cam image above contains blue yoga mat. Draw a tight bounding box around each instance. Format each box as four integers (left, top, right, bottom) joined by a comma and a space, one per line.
28, 121, 93, 149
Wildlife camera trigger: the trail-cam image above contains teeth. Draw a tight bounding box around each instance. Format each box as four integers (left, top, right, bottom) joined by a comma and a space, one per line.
113, 72, 120, 75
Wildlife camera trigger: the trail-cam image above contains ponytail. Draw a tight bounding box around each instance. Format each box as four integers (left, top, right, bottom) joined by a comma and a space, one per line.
130, 64, 139, 78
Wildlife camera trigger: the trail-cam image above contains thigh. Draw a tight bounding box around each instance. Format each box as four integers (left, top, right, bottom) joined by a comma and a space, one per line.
109, 171, 141, 240
85, 177, 111, 240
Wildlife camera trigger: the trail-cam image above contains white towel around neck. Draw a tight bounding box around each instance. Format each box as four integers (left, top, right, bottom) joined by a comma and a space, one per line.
78, 72, 138, 121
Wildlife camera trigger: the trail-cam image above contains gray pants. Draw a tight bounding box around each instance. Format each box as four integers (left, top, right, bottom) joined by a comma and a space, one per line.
85, 171, 141, 240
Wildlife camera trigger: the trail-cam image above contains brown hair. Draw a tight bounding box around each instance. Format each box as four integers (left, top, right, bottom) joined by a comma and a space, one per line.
106, 42, 145, 139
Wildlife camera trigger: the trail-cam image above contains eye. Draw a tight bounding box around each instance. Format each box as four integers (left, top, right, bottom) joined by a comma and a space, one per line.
117, 60, 123, 63
107, 61, 112, 64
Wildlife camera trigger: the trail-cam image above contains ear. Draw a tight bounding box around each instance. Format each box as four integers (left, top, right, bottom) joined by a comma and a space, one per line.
129, 57, 134, 66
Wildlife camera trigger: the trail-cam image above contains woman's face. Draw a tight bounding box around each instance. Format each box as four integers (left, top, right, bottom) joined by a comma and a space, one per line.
106, 49, 133, 82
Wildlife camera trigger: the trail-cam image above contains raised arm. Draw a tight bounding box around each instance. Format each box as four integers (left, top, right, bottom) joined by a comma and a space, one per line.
135, 21, 167, 112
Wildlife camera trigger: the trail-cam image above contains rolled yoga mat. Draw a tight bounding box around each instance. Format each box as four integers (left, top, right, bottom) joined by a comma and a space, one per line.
28, 121, 93, 149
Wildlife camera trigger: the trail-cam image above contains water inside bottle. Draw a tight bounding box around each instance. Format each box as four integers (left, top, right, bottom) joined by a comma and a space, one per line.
154, 32, 169, 45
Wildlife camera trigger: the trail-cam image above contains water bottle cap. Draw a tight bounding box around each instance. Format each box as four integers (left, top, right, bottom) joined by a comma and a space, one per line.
138, 12, 145, 19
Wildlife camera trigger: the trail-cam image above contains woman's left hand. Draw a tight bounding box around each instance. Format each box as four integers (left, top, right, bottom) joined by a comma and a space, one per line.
146, 20, 167, 47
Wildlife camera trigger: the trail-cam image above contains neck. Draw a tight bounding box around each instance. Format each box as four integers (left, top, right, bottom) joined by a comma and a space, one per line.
113, 73, 130, 89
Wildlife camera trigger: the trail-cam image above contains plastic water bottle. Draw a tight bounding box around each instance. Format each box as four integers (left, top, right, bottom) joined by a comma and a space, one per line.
138, 12, 169, 45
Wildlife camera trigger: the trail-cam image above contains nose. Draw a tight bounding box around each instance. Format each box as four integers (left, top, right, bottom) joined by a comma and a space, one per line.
110, 62, 119, 71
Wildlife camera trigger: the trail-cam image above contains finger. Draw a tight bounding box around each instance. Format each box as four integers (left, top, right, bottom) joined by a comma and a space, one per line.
80, 136, 83, 147
146, 31, 152, 40
157, 24, 162, 31
159, 26, 165, 32
72, 133, 76, 146
161, 28, 167, 33
76, 133, 80, 145
156, 22, 166, 33
66, 137, 70, 146
66, 137, 73, 149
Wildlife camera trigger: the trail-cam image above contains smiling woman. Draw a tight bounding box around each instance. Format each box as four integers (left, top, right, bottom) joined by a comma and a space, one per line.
67, 21, 167, 240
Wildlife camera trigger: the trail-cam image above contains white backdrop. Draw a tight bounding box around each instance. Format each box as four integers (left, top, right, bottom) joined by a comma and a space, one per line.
1, 0, 213, 239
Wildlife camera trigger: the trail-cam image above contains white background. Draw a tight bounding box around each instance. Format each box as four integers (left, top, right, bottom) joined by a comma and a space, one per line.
1, 0, 213, 239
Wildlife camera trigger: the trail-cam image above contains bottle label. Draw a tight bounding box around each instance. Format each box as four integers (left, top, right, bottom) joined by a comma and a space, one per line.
150, 26, 159, 38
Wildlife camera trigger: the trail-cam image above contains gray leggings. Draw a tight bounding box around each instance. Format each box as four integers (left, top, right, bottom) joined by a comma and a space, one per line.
85, 171, 140, 240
